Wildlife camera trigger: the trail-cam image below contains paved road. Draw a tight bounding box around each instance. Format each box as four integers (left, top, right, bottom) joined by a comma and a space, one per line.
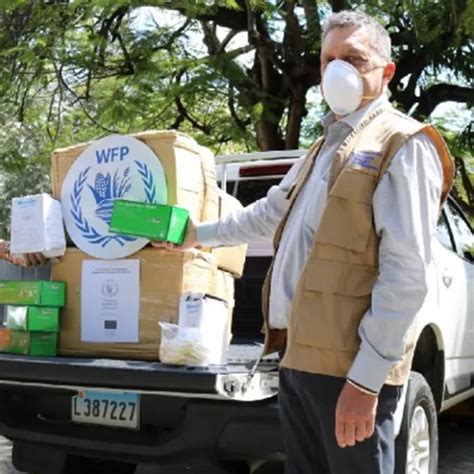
438, 415, 474, 473
0, 415, 472, 473
0, 437, 14, 474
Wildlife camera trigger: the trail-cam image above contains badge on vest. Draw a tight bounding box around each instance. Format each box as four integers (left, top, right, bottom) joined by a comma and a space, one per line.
348, 151, 382, 174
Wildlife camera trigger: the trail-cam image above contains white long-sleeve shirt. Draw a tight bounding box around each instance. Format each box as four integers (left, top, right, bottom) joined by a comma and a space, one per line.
197, 96, 443, 393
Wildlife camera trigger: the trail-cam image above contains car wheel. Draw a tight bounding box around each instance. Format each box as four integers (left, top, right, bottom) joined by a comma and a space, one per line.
395, 371, 438, 474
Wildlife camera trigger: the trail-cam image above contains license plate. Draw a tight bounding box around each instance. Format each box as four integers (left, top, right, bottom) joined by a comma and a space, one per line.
72, 390, 139, 429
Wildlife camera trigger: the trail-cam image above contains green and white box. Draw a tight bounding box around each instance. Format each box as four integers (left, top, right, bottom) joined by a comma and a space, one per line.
109, 200, 189, 245
0, 281, 66, 307
10, 193, 66, 258
8, 331, 58, 357
5, 306, 60, 332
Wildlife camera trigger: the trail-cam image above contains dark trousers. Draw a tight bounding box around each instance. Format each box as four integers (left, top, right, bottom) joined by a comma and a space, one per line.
279, 367, 402, 474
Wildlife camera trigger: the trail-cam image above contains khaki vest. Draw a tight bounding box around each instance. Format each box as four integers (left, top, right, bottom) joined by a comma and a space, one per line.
262, 107, 454, 386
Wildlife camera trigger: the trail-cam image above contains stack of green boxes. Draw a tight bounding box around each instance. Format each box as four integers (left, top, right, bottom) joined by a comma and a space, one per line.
0, 281, 66, 356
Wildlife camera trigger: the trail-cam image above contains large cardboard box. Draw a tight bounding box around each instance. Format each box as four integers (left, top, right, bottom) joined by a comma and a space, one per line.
51, 130, 246, 277
52, 248, 234, 360
51, 131, 218, 223
213, 191, 248, 278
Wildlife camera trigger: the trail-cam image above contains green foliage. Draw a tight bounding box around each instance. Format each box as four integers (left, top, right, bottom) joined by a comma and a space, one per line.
0, 0, 472, 237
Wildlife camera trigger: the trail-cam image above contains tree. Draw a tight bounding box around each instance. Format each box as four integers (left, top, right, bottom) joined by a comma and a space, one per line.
0, 0, 472, 238
438, 121, 474, 218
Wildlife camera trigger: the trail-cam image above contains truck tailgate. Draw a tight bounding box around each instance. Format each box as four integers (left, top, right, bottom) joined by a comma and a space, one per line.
0, 343, 279, 401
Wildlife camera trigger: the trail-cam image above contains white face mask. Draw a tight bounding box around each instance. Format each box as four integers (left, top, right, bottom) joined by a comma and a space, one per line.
321, 59, 382, 116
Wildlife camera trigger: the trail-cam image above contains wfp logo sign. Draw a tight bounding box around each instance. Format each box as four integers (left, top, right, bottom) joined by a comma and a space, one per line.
62, 135, 168, 259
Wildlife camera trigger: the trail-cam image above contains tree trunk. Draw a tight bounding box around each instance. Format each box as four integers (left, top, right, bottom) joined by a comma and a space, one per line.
256, 120, 285, 150
285, 95, 307, 149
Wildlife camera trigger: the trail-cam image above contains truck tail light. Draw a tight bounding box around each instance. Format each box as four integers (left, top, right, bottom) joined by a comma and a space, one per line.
239, 164, 292, 177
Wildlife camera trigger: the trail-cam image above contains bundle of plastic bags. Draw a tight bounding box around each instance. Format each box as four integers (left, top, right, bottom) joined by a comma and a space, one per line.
159, 293, 229, 366
159, 323, 213, 366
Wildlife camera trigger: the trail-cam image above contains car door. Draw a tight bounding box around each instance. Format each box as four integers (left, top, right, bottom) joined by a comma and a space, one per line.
445, 201, 474, 349
435, 200, 474, 395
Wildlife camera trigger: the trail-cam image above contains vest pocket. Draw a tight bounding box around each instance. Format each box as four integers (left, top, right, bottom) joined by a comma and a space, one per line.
304, 259, 378, 296
292, 259, 378, 352
315, 169, 377, 253
315, 197, 373, 253
330, 169, 378, 204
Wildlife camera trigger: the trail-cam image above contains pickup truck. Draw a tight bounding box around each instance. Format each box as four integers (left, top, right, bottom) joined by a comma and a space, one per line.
0, 150, 472, 474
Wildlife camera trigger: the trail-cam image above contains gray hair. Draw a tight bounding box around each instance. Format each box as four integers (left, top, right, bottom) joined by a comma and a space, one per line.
322, 10, 392, 62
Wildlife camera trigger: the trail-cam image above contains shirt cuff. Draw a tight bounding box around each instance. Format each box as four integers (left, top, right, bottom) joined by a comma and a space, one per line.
346, 347, 394, 394
196, 222, 222, 247
346, 378, 377, 395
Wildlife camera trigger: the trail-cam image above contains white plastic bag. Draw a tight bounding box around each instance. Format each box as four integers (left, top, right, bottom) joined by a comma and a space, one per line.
178, 293, 229, 364
159, 322, 213, 366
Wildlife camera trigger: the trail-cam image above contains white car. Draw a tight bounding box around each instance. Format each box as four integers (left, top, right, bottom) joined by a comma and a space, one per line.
216, 150, 474, 474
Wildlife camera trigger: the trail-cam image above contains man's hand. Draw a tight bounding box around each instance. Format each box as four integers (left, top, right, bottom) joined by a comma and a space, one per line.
0, 240, 50, 267
151, 217, 198, 251
16, 253, 48, 267
7, 252, 48, 267
335, 381, 378, 448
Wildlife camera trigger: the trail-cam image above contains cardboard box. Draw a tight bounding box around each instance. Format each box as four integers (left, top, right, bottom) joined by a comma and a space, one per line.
8, 331, 58, 356
51, 130, 245, 275
198, 145, 220, 222
10, 193, 66, 258
5, 306, 60, 332
51, 131, 219, 223
0, 281, 66, 307
110, 200, 189, 244
52, 248, 234, 360
213, 191, 248, 278
178, 293, 230, 364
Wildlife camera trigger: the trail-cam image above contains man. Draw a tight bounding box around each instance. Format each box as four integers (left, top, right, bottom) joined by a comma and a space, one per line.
155, 10, 453, 474
0, 239, 47, 267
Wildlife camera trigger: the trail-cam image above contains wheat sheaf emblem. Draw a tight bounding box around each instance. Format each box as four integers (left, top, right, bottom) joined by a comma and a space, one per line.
70, 161, 157, 247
